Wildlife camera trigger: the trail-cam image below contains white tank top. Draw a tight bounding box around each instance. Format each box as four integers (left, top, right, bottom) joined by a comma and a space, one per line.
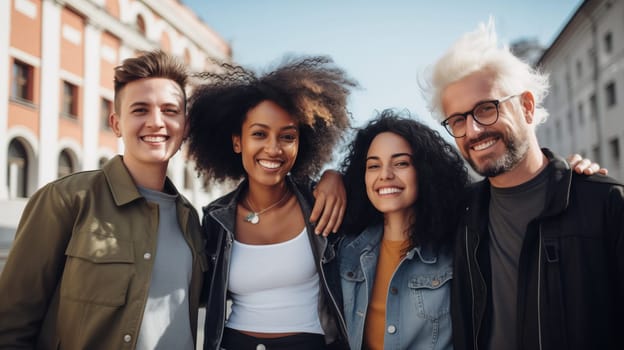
226, 228, 324, 334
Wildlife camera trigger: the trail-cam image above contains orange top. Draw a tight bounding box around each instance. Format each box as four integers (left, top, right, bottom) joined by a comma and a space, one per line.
364, 239, 408, 350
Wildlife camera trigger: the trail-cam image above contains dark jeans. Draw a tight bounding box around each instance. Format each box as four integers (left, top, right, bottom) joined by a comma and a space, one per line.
221, 327, 327, 350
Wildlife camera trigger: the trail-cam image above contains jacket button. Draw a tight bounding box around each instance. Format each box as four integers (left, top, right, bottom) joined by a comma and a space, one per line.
143, 253, 152, 260
387, 325, 397, 334
256, 344, 266, 350
123, 334, 132, 343
390, 287, 398, 294
347, 272, 354, 278
431, 279, 440, 287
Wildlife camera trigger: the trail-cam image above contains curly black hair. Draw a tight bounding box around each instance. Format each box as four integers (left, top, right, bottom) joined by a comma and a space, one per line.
187, 55, 357, 184
340, 110, 469, 252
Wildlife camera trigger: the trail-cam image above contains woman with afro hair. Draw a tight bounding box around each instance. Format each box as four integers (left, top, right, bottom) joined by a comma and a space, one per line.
187, 56, 357, 350
337, 110, 469, 350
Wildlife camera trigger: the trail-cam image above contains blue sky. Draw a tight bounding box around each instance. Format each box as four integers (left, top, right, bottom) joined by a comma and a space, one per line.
183, 0, 582, 130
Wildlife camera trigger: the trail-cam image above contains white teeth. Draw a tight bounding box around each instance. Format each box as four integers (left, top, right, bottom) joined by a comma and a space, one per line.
258, 160, 281, 169
473, 139, 496, 151
378, 187, 402, 195
142, 135, 167, 142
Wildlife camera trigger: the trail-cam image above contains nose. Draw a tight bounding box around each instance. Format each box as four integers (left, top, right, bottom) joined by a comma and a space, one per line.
264, 137, 282, 155
146, 110, 165, 128
464, 113, 484, 138
379, 164, 394, 180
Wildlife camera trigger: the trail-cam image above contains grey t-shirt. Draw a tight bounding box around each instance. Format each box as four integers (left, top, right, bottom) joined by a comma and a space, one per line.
136, 186, 193, 350
487, 167, 550, 350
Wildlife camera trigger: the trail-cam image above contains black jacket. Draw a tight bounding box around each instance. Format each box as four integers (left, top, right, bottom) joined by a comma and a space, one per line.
201, 177, 348, 349
451, 149, 624, 350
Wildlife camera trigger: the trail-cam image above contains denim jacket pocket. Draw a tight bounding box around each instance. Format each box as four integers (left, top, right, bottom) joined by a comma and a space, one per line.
408, 269, 452, 320
61, 232, 134, 306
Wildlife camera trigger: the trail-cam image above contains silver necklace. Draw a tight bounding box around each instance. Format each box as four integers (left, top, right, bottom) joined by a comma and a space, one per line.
244, 190, 291, 224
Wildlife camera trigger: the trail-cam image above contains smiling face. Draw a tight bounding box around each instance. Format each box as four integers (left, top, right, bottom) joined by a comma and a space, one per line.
365, 132, 418, 217
232, 100, 299, 188
441, 70, 531, 178
110, 77, 186, 173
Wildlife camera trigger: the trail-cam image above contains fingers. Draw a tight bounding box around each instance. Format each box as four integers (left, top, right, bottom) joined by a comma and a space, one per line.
309, 190, 324, 225
572, 159, 591, 174
567, 153, 582, 165
317, 196, 337, 237
330, 200, 346, 234
309, 190, 346, 236
572, 160, 608, 176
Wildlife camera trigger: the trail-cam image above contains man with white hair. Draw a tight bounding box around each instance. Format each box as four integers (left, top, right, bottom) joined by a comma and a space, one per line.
427, 21, 624, 350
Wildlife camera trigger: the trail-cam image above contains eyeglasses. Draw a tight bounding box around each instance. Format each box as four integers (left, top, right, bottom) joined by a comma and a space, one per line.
440, 94, 520, 138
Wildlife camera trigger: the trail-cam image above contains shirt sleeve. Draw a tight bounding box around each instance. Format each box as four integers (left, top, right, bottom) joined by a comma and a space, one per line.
0, 183, 74, 348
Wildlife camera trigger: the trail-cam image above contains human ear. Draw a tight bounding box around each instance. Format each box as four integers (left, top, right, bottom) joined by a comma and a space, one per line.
109, 112, 122, 137
520, 91, 535, 123
232, 134, 241, 153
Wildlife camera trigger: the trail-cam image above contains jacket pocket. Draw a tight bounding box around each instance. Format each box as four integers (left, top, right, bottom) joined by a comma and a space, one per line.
61, 233, 134, 306
408, 269, 452, 320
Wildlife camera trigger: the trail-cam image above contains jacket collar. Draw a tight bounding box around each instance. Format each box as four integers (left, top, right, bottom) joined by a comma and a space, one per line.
102, 155, 189, 209
540, 148, 573, 218
102, 155, 143, 206
206, 176, 314, 236
343, 224, 439, 264
469, 148, 573, 228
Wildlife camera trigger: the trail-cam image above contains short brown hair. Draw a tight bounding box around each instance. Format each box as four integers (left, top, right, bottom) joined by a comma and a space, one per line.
113, 50, 188, 112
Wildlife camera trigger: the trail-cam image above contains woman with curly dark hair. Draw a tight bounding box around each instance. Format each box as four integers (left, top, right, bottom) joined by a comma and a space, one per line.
187, 56, 357, 350
337, 110, 469, 350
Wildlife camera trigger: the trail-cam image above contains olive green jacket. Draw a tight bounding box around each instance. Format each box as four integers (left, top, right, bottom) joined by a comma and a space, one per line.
0, 155, 207, 349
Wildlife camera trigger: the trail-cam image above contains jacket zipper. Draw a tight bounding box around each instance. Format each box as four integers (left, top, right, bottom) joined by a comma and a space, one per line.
537, 226, 543, 350
216, 236, 233, 348
465, 225, 479, 350
318, 242, 349, 345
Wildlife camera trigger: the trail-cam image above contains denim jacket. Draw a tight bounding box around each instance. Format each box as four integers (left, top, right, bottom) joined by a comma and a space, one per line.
338, 224, 453, 350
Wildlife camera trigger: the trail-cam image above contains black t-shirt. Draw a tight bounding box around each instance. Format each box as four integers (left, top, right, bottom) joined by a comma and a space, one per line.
487, 166, 551, 350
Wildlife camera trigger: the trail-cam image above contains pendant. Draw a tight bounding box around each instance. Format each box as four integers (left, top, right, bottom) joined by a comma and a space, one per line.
244, 212, 260, 224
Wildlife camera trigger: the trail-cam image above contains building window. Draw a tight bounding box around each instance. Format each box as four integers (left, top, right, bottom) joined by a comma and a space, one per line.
604, 31, 613, 54
101, 98, 112, 130
58, 149, 74, 178
576, 60, 582, 78
567, 112, 573, 133
592, 145, 601, 165
11, 60, 33, 103
605, 81, 617, 108
589, 94, 597, 119
610, 138, 620, 163
136, 15, 146, 34
7, 139, 28, 198
577, 102, 584, 125
62, 81, 78, 117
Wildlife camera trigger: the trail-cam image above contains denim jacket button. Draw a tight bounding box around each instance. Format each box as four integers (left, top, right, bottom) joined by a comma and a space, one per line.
387, 324, 397, 334
390, 287, 398, 294
347, 271, 354, 278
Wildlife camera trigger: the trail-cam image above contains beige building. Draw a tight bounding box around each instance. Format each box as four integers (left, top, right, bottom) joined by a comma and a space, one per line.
1, 0, 231, 257
536, 0, 623, 181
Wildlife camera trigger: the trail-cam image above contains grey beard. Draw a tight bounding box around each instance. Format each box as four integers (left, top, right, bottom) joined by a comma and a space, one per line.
469, 135, 529, 178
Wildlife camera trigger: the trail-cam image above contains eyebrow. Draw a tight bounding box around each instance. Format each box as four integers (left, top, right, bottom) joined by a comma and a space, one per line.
450, 98, 497, 116
366, 152, 412, 161
249, 123, 298, 131
128, 101, 181, 108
